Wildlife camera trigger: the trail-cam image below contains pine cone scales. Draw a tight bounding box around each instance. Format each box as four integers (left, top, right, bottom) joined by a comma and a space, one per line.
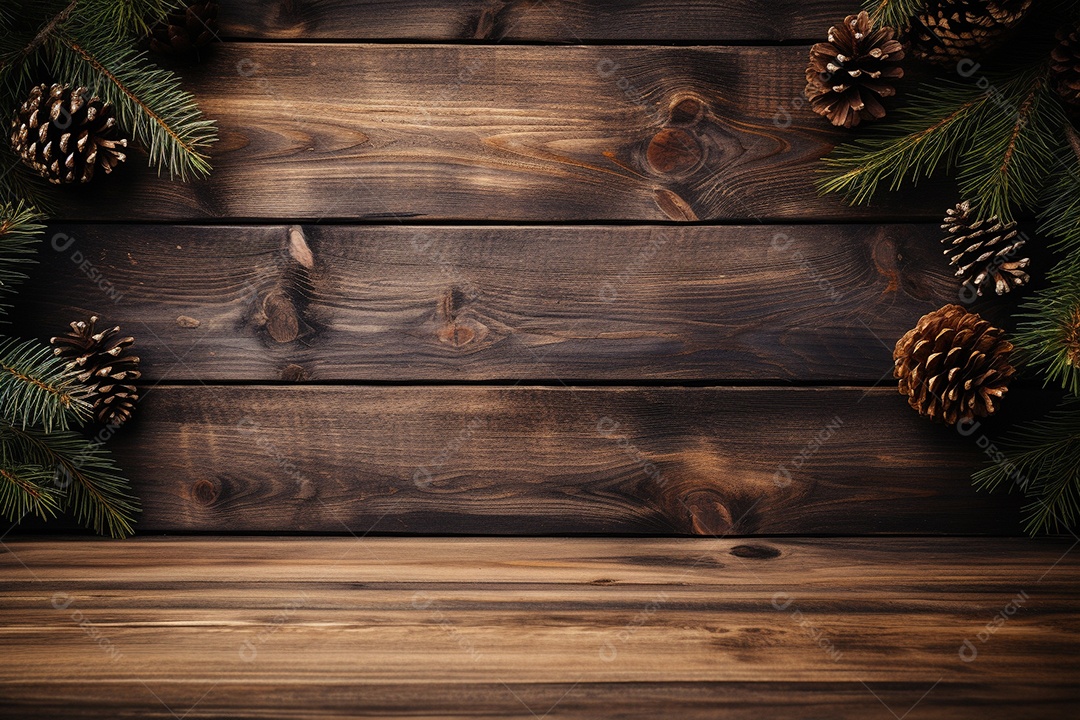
147, 0, 219, 58
805, 11, 905, 128
894, 305, 1015, 424
908, 0, 1031, 64
942, 201, 1029, 296
9, 84, 127, 184
1051, 24, 1080, 122
51, 317, 141, 427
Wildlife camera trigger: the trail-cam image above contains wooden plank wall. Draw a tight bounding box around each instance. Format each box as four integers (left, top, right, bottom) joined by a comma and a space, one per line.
6, 3, 1078, 718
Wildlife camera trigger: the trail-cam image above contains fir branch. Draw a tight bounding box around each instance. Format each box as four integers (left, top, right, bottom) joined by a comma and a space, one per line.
1013, 257, 1080, 396
70, 0, 174, 40
864, 0, 925, 28
0, 201, 44, 316
0, 422, 138, 537
51, 35, 216, 180
1039, 125, 1080, 255
0, 463, 61, 521
820, 69, 1065, 222
0, 337, 90, 432
973, 397, 1080, 535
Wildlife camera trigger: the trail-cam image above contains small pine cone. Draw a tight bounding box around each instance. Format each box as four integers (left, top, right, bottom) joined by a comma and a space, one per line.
805, 11, 905, 128
893, 304, 1015, 425
146, 1, 219, 59
51, 316, 141, 427
907, 0, 1031, 65
9, 84, 127, 185
941, 201, 1030, 296
1051, 23, 1080, 122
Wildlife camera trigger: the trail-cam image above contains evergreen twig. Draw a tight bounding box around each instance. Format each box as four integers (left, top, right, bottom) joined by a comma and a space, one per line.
0, 337, 90, 432
864, 0, 925, 29
973, 397, 1080, 535
0, 201, 43, 316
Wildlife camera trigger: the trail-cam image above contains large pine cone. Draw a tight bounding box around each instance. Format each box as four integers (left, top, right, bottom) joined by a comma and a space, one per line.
942, 201, 1029, 296
894, 305, 1015, 424
147, 1, 219, 59
907, 0, 1032, 65
51, 316, 141, 427
9, 84, 127, 185
805, 11, 905, 128
1051, 23, 1080, 123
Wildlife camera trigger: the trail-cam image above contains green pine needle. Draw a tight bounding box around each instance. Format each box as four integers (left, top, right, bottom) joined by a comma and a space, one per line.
0, 337, 90, 432
0, 201, 43, 317
51, 36, 217, 181
820, 69, 1065, 223
1, 422, 139, 537
973, 397, 1080, 535
863, 0, 925, 28
1012, 257, 1080, 396
0, 463, 61, 521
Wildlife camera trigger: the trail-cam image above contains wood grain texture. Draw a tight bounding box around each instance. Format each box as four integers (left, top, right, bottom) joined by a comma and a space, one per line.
48, 43, 940, 222
218, 0, 843, 42
2, 537, 1077, 718
36, 385, 1024, 535
18, 223, 958, 382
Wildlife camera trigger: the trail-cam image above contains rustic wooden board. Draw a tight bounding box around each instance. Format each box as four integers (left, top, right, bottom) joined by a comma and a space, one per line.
219, 0, 842, 42
50, 44, 939, 222
44, 385, 1022, 536
19, 223, 958, 382
2, 537, 1077, 718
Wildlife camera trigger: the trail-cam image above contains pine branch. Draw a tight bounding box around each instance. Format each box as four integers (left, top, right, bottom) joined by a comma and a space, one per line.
0, 201, 44, 317
70, 0, 174, 40
973, 397, 1080, 535
1013, 257, 1080, 395
864, 0, 925, 28
51, 34, 216, 180
0, 462, 61, 522
820, 69, 1064, 222
1, 422, 138, 537
1039, 125, 1080, 256
0, 337, 90, 432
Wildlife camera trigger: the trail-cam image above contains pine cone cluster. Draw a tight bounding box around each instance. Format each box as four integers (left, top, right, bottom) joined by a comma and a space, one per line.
52, 317, 141, 427
941, 201, 1029, 297
146, 0, 219, 59
907, 0, 1031, 65
894, 305, 1015, 425
805, 11, 905, 128
10, 84, 127, 184
1051, 23, 1080, 123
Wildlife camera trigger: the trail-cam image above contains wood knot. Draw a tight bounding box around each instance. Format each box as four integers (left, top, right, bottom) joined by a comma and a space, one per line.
669, 96, 706, 126
191, 478, 219, 506
437, 287, 488, 348
682, 489, 733, 535
280, 363, 309, 381
262, 289, 300, 343
729, 544, 781, 560
646, 128, 704, 177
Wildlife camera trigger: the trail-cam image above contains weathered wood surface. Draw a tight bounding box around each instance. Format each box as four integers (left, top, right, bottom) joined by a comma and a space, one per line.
51, 43, 940, 222
18, 223, 958, 382
62, 386, 1022, 535
2, 537, 1077, 718
219, 0, 842, 42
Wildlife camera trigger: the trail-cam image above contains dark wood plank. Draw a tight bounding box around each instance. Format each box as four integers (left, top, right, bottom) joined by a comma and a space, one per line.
21, 385, 1023, 535
18, 223, 958, 382
49, 44, 939, 222
2, 537, 1077, 718
219, 1, 842, 42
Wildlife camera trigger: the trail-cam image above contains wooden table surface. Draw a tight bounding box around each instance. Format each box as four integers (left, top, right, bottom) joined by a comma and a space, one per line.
3, 2, 1078, 718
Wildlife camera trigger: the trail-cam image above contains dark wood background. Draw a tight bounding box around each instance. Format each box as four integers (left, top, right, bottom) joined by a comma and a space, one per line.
2, 2, 1077, 718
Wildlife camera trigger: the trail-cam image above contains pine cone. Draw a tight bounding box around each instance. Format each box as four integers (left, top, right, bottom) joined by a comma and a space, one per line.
805, 11, 905, 129
1051, 23, 1080, 123
51, 316, 141, 427
907, 0, 1031, 65
893, 305, 1015, 424
941, 201, 1030, 296
9, 84, 127, 185
146, 1, 219, 59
